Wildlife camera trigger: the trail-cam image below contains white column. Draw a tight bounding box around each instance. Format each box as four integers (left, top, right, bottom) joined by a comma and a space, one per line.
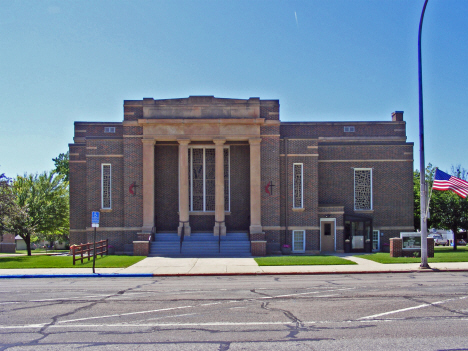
213, 139, 226, 236
142, 139, 156, 233
249, 138, 262, 234
178, 139, 191, 236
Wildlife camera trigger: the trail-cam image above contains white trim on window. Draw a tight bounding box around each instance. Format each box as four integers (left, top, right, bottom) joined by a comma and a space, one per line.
354, 168, 373, 210
293, 163, 303, 208
101, 163, 112, 209
292, 230, 305, 252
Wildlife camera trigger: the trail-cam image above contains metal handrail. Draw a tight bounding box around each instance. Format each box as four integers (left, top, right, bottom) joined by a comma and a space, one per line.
179, 221, 189, 253
215, 221, 224, 253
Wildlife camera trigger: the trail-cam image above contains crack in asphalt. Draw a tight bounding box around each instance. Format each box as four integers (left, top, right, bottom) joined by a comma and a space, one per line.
1, 283, 158, 349
250, 289, 271, 297
261, 301, 304, 338
2, 276, 468, 349
219, 341, 231, 350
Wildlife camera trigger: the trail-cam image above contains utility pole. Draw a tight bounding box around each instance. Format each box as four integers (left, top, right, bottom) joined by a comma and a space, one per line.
419, 0, 430, 269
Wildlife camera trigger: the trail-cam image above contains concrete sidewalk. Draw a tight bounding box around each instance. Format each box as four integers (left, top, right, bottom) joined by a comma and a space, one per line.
1, 254, 468, 277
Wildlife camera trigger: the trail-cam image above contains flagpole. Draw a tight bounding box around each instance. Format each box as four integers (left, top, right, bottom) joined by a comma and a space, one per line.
418, 0, 430, 269
425, 169, 435, 219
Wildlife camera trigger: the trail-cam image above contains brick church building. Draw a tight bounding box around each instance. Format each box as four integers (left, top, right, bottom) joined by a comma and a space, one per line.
69, 96, 414, 256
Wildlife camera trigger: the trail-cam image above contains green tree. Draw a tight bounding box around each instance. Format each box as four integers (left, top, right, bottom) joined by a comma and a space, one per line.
7, 203, 36, 255
11, 171, 69, 255
414, 164, 436, 231
414, 170, 421, 230
0, 173, 15, 236
53, 152, 69, 182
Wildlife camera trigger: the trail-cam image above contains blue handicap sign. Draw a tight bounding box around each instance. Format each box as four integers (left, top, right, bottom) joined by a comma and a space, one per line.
91, 211, 100, 224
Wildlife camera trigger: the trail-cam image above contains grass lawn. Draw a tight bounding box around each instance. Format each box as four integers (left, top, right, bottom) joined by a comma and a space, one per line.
0, 249, 69, 255
255, 255, 357, 266
356, 246, 468, 264
0, 255, 146, 269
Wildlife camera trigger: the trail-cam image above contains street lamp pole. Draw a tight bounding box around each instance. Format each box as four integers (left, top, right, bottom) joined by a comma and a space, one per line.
419, 0, 430, 269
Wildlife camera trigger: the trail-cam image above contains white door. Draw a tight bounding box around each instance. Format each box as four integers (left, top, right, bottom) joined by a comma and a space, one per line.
372, 230, 380, 252
321, 220, 335, 252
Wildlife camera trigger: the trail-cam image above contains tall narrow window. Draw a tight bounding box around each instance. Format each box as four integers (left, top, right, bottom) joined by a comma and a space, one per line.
101, 164, 111, 209
189, 147, 230, 212
293, 163, 303, 208
354, 169, 372, 210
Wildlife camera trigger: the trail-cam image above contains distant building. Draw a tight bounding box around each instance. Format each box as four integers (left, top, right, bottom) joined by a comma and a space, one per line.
69, 96, 414, 255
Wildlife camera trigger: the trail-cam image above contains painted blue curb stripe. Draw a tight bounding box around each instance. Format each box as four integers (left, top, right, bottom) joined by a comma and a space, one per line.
0, 273, 154, 279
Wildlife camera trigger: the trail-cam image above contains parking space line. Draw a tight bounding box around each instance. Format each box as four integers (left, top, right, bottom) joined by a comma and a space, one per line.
58, 287, 354, 324
358, 296, 468, 320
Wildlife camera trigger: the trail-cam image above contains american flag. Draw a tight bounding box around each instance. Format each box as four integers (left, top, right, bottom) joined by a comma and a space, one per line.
433, 169, 468, 198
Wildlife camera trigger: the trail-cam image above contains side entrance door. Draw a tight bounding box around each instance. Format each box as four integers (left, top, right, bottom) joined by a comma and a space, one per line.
320, 219, 335, 252
372, 230, 380, 252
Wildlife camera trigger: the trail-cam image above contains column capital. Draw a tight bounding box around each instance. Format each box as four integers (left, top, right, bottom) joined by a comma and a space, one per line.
141, 138, 156, 145
249, 138, 262, 145
177, 138, 191, 145
213, 138, 226, 145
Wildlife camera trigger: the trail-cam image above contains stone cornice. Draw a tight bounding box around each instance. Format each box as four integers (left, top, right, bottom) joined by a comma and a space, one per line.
318, 136, 406, 142
138, 118, 265, 125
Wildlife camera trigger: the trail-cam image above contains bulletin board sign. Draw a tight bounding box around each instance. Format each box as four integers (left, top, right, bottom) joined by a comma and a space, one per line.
400, 232, 421, 250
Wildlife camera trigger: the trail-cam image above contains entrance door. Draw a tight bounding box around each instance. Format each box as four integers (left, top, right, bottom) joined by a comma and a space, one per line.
372, 230, 380, 252
321, 220, 335, 252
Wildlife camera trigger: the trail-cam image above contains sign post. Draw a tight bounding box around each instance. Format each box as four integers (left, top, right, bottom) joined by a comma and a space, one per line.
91, 211, 100, 274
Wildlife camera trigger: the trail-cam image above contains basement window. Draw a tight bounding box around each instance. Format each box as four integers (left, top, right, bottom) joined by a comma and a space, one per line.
104, 127, 116, 133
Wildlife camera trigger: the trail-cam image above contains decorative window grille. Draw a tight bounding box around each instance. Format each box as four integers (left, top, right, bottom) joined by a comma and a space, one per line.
101, 164, 111, 209
293, 163, 303, 208
189, 147, 230, 212
344, 126, 355, 132
104, 127, 116, 133
354, 169, 372, 210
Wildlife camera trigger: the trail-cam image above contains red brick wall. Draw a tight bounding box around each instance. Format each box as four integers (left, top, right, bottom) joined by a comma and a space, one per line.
251, 241, 266, 256
390, 238, 403, 257
133, 241, 149, 256
123, 135, 143, 228
70, 98, 414, 256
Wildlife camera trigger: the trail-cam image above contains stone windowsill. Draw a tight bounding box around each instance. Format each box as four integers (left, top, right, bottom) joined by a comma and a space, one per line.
184, 212, 232, 216
354, 210, 374, 214
100, 209, 112, 213
292, 208, 305, 212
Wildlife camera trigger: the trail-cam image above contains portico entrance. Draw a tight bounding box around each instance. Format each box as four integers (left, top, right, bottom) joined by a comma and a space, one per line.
139, 96, 264, 238
154, 143, 251, 233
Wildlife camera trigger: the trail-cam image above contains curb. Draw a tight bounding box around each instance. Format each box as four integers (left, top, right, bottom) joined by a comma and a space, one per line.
1, 269, 468, 278
0, 273, 154, 279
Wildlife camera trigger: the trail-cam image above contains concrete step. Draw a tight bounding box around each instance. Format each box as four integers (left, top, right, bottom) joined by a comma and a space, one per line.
149, 232, 251, 258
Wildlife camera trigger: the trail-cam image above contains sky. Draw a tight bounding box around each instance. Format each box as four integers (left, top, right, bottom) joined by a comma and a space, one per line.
1, 0, 467, 178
